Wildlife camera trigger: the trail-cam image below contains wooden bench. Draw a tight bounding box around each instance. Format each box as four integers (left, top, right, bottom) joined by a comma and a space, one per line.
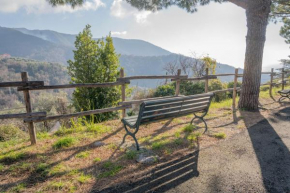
121, 93, 214, 150
278, 90, 290, 102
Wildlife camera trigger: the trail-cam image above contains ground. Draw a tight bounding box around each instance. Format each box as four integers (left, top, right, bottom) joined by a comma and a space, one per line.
0, 86, 289, 193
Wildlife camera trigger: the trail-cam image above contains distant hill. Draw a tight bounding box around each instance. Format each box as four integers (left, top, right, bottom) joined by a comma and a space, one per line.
14, 28, 172, 56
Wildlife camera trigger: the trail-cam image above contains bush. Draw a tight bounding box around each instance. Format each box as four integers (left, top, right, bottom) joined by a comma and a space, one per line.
227, 81, 242, 97
180, 81, 204, 95
0, 124, 27, 141
209, 79, 227, 102
154, 84, 175, 97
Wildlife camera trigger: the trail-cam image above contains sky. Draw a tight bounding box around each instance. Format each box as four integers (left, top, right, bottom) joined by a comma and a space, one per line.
0, 0, 289, 70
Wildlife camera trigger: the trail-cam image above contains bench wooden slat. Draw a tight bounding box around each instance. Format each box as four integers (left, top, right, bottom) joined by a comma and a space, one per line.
141, 105, 208, 123
143, 101, 210, 117
143, 97, 211, 112
144, 93, 214, 106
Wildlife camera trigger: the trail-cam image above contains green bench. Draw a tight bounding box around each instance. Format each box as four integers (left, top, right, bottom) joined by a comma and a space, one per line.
278, 89, 290, 102
121, 93, 214, 150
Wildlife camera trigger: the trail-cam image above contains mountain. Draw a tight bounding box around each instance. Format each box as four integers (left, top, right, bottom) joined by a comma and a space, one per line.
14, 27, 172, 56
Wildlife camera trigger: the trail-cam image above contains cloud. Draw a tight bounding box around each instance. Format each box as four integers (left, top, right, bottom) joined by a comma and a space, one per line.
0, 0, 105, 14
111, 31, 127, 35
110, 0, 151, 23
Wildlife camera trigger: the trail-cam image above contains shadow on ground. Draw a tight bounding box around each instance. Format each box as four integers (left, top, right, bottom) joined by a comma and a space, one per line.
241, 107, 290, 193
91, 149, 199, 193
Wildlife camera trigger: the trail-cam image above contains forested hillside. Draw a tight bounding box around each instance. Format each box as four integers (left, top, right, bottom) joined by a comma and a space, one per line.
0, 57, 69, 109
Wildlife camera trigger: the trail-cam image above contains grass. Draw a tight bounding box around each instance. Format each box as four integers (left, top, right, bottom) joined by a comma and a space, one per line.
139, 136, 151, 143
107, 143, 118, 150
0, 151, 27, 163
0, 163, 4, 171
187, 132, 202, 142
49, 163, 69, 176
37, 132, 51, 140
36, 163, 49, 174
47, 181, 65, 191
99, 161, 123, 178
125, 150, 138, 160
174, 138, 183, 145
213, 132, 226, 139
75, 151, 90, 159
11, 183, 26, 192
151, 139, 170, 150
210, 97, 235, 109
52, 137, 75, 149
182, 124, 196, 132
93, 157, 102, 162
77, 173, 92, 184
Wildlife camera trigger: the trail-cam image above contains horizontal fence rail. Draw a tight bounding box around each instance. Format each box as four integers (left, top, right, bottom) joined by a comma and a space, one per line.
0, 67, 289, 145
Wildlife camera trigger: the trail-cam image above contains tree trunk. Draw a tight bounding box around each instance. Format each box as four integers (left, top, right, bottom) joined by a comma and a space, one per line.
238, 0, 271, 111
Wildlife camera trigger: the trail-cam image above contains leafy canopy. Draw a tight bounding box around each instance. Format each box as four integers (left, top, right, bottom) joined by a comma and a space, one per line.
68, 25, 120, 122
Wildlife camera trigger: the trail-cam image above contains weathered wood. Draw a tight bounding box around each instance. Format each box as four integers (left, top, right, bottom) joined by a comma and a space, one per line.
0, 81, 44, 88
144, 93, 214, 106
17, 80, 130, 91
21, 72, 37, 145
282, 68, 285, 90
120, 69, 126, 118
117, 75, 188, 81
232, 68, 239, 110
144, 97, 211, 111
205, 68, 209, 93
118, 95, 183, 105
143, 101, 210, 117
175, 69, 181, 96
269, 68, 274, 97
24, 105, 132, 123
0, 112, 46, 119
213, 87, 241, 94
172, 75, 217, 81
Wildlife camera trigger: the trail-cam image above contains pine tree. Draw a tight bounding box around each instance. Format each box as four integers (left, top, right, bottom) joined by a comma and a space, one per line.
68, 25, 120, 122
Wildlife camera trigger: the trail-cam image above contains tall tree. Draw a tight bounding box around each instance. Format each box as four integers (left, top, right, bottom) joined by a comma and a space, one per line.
48, 0, 288, 110
68, 25, 120, 122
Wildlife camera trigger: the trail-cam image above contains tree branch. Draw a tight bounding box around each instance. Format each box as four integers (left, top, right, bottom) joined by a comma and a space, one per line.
226, 0, 247, 9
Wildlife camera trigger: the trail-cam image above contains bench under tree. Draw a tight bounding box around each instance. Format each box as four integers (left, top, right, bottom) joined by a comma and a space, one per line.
121, 93, 214, 150
278, 89, 290, 102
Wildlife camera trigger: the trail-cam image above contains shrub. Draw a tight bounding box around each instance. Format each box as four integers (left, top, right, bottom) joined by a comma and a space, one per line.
154, 84, 175, 97
52, 137, 75, 149
209, 79, 227, 102
180, 81, 205, 95
0, 124, 27, 141
227, 81, 242, 97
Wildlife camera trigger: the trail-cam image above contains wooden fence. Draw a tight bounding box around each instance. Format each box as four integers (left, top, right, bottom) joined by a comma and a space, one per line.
0, 68, 288, 145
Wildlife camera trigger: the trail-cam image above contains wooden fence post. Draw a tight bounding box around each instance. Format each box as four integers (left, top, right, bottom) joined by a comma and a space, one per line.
269, 68, 274, 97
205, 68, 209, 93
21, 72, 37, 145
175, 69, 181, 96
120, 68, 126, 118
282, 68, 285, 90
232, 68, 239, 110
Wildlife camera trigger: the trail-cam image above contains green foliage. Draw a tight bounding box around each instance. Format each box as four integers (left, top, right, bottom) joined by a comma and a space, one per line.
174, 138, 183, 145
75, 151, 90, 159
180, 81, 204, 95
201, 56, 217, 75
68, 25, 120, 122
213, 132, 226, 139
11, 183, 26, 192
77, 173, 91, 184
0, 124, 27, 141
152, 139, 170, 150
125, 150, 138, 160
99, 161, 123, 178
0, 152, 27, 163
93, 157, 102, 162
187, 132, 202, 142
182, 124, 196, 132
209, 79, 227, 102
37, 132, 51, 140
52, 137, 75, 149
154, 83, 175, 97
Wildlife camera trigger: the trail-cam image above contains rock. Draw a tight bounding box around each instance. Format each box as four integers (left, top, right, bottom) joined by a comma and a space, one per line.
49, 121, 61, 133
136, 153, 159, 164
94, 141, 105, 147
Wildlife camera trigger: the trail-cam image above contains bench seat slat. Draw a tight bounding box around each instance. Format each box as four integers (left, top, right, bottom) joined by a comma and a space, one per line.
144, 97, 210, 112
143, 101, 210, 117
141, 105, 208, 123
144, 93, 214, 106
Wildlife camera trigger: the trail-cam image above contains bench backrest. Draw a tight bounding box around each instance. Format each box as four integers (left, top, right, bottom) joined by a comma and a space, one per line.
136, 93, 214, 125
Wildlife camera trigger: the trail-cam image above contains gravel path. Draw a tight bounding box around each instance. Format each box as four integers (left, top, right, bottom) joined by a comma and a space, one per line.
97, 107, 290, 193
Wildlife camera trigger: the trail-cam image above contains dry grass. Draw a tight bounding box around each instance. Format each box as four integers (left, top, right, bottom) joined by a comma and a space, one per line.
0, 86, 289, 192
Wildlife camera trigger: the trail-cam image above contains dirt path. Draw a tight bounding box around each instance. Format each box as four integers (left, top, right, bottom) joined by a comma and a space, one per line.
98, 106, 290, 193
